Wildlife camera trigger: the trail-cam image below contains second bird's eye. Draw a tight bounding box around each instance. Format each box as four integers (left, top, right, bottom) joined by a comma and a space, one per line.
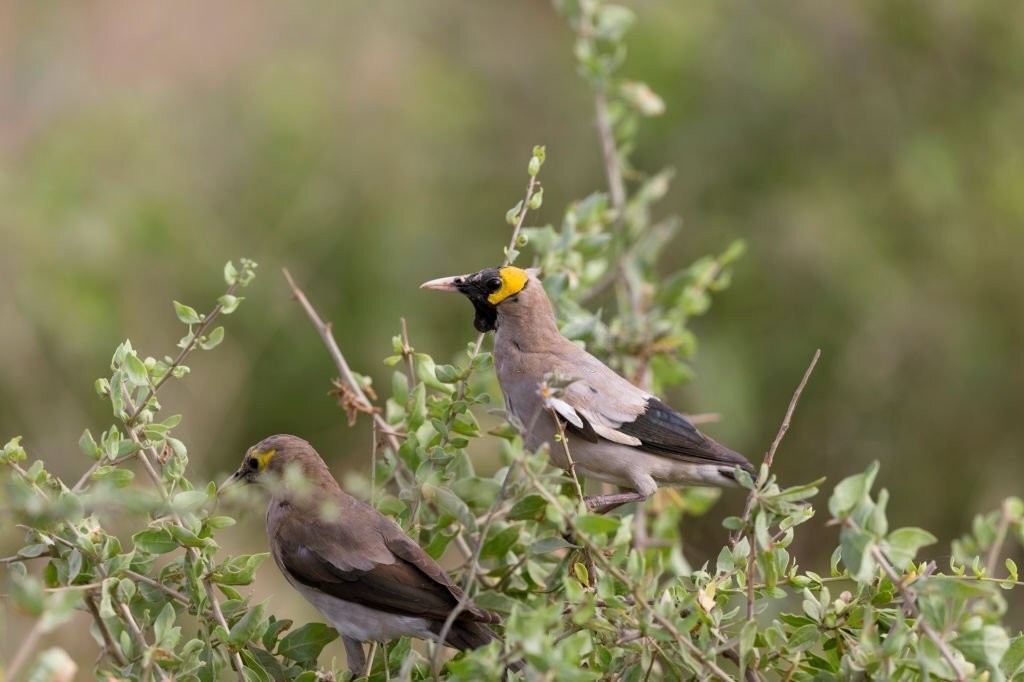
247, 456, 258, 470
486, 277, 502, 292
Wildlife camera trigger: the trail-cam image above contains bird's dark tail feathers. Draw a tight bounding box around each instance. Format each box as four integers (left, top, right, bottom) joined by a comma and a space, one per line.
436, 620, 526, 673
442, 619, 496, 651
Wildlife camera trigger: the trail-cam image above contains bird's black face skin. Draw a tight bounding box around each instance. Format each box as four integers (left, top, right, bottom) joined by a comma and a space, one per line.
241, 454, 260, 482
451, 268, 503, 332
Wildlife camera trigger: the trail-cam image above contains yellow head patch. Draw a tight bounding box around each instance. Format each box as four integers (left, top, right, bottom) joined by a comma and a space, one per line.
254, 448, 276, 470
487, 266, 529, 305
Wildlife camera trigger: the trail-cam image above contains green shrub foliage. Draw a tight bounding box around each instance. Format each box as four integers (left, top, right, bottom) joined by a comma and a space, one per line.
3, 3, 1022, 681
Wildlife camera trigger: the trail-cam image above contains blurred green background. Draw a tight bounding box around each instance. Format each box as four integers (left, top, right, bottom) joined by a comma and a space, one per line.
3, 0, 1024, 662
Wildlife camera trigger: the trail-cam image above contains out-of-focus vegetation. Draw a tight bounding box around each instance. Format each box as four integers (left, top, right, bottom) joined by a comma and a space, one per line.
2, 0, 1023, 673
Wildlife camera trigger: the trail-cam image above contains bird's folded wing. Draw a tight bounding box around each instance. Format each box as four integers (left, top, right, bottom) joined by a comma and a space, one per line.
562, 383, 749, 468
384, 533, 500, 624
278, 535, 461, 620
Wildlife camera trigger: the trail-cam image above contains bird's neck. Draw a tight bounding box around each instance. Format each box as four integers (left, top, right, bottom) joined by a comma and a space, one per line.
494, 289, 564, 351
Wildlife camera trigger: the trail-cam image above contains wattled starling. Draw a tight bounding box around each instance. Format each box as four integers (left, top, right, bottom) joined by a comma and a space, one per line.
422, 266, 755, 511
221, 434, 506, 675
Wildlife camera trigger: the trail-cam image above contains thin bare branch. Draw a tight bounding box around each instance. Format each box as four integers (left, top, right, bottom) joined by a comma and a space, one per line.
595, 90, 626, 217
763, 349, 821, 473
6, 617, 47, 680
731, 349, 821, 548
985, 500, 1014, 576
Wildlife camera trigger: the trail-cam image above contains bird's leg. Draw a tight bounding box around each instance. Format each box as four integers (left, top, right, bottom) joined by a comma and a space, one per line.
342, 636, 367, 677
584, 491, 648, 515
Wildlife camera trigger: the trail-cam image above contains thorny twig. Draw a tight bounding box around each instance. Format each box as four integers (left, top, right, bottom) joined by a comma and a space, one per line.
730, 350, 821, 550
547, 405, 597, 586
281, 268, 477, 567
732, 349, 820, 632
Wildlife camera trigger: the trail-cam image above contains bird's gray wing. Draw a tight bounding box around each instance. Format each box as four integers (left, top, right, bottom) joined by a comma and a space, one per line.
274, 512, 464, 621
561, 379, 752, 471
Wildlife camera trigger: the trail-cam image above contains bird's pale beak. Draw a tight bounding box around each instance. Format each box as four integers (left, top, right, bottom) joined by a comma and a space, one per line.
419, 275, 465, 293
218, 469, 246, 495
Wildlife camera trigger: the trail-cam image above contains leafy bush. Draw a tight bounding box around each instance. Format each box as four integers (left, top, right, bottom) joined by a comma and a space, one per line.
3, 3, 1022, 681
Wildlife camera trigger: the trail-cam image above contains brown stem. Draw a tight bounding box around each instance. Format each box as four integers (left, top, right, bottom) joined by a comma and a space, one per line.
985, 501, 1013, 576
869, 542, 965, 681
595, 90, 626, 217
85, 592, 130, 667
731, 349, 821, 549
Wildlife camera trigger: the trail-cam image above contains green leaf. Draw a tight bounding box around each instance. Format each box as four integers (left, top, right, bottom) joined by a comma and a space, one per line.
261, 616, 294, 652
576, 514, 620, 536
594, 4, 635, 41
207, 516, 237, 530
884, 527, 937, 570
224, 260, 239, 285
171, 489, 210, 513
213, 554, 270, 586
78, 429, 101, 460
173, 301, 201, 325
154, 602, 181, 649
505, 200, 524, 225
133, 528, 178, 554
92, 466, 135, 487
787, 624, 819, 653
828, 461, 879, 518
572, 561, 590, 585
229, 602, 267, 646
123, 352, 149, 387
840, 528, 876, 583
434, 364, 462, 384
481, 526, 520, 559
199, 326, 225, 350
739, 619, 757, 670
508, 494, 547, 520
1001, 635, 1024, 677
276, 623, 339, 663
218, 294, 243, 314
530, 536, 574, 555
955, 625, 1010, 670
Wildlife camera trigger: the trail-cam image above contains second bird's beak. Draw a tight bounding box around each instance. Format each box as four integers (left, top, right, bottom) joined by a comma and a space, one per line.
218, 469, 246, 495
419, 275, 466, 293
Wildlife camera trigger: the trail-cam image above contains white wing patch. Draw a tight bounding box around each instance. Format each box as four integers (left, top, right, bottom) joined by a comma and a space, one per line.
558, 380, 646, 447
542, 395, 585, 429
590, 422, 642, 446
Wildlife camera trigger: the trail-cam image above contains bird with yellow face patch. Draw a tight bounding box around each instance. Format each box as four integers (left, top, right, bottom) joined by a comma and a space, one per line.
221, 434, 511, 675
422, 266, 755, 512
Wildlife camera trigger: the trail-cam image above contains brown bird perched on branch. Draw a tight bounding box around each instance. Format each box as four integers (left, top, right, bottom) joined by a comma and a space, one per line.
220, 434, 508, 676
422, 266, 755, 512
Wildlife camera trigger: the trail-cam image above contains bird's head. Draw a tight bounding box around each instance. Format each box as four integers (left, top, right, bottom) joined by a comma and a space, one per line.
220, 434, 329, 499
420, 265, 534, 332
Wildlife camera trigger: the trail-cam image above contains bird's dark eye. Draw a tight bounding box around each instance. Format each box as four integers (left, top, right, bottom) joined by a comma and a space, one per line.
247, 456, 259, 470
486, 277, 503, 293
